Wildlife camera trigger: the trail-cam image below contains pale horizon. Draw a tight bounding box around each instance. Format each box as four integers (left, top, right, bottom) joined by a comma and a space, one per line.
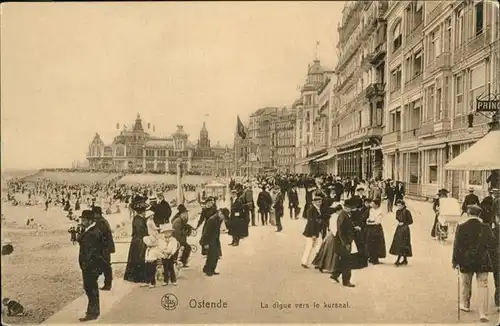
1, 1, 343, 170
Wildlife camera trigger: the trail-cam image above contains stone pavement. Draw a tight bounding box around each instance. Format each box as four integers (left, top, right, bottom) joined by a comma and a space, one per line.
48, 197, 499, 324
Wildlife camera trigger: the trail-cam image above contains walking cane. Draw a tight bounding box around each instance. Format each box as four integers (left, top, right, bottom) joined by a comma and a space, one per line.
457, 267, 461, 322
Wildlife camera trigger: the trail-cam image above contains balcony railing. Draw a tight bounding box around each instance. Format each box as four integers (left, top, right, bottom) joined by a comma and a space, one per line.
383, 131, 401, 143
426, 3, 444, 26
402, 129, 418, 141
366, 83, 386, 99
467, 28, 491, 56
405, 23, 423, 50
435, 52, 451, 70
370, 41, 387, 65
433, 119, 451, 133
418, 122, 434, 137
367, 126, 383, 138
404, 73, 423, 92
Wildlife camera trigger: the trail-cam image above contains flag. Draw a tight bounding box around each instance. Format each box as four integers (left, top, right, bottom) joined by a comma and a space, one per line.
116, 123, 119, 130
316, 41, 320, 46
148, 122, 151, 129
236, 116, 246, 139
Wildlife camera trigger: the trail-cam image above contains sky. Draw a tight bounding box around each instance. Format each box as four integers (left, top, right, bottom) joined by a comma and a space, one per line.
1, 1, 344, 170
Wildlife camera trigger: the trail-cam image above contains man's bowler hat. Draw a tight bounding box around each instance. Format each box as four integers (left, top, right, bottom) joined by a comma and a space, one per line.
81, 210, 95, 220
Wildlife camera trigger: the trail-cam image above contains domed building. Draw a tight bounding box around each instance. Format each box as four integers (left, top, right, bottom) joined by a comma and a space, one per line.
86, 114, 233, 175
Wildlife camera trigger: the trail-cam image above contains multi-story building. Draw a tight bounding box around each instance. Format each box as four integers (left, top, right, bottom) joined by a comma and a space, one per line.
295, 59, 335, 173
86, 114, 233, 175
332, 1, 387, 180
383, 0, 498, 200
382, 0, 424, 189
272, 106, 296, 173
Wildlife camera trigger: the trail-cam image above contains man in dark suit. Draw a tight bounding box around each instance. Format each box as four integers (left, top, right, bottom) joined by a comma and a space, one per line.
257, 185, 273, 225
480, 188, 496, 226
330, 199, 360, 287
172, 204, 192, 267
301, 195, 323, 268
77, 210, 104, 322
92, 206, 115, 291
200, 208, 229, 276
287, 185, 300, 219
452, 205, 497, 322
273, 186, 284, 232
196, 197, 217, 233
462, 188, 480, 215
154, 192, 172, 225
385, 180, 395, 213
244, 183, 256, 226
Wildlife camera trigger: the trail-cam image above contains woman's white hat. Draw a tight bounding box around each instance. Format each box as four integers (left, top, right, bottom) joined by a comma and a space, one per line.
160, 224, 174, 233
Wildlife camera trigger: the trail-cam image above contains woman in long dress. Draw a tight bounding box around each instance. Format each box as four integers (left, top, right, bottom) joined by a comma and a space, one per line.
389, 199, 413, 266
365, 199, 386, 264
312, 204, 343, 272
124, 196, 150, 283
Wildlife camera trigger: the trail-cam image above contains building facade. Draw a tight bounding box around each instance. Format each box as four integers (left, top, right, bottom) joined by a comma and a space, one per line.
295, 59, 335, 173
383, 0, 498, 200
332, 1, 387, 180
86, 114, 234, 175
272, 107, 297, 173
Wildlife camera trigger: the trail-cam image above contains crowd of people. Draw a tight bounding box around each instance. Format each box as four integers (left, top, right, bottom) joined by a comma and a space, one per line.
226, 173, 499, 323
3, 170, 499, 323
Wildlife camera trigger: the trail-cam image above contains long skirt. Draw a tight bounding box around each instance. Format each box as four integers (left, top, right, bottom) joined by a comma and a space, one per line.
389, 225, 413, 257
365, 224, 386, 259
124, 238, 148, 283
312, 233, 336, 271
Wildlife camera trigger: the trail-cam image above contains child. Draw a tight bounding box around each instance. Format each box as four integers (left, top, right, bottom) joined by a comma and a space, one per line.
142, 234, 164, 288
160, 225, 179, 286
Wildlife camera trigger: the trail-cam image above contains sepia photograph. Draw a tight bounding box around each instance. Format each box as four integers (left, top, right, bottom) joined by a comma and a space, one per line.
1, 0, 500, 324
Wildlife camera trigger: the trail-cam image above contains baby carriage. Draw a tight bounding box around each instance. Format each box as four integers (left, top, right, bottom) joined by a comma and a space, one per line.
435, 197, 462, 243
183, 224, 197, 237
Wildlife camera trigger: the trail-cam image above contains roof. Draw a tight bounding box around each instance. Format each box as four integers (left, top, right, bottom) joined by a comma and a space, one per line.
250, 107, 279, 117
144, 139, 173, 148
308, 59, 324, 75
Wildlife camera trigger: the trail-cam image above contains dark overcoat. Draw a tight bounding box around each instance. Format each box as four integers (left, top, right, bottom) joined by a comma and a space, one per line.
229, 192, 249, 238
124, 214, 148, 283
200, 214, 222, 258
452, 218, 498, 273
78, 225, 104, 273
303, 205, 322, 238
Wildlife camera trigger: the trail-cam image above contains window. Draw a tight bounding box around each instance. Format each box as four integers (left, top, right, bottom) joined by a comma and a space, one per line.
428, 149, 438, 183
427, 86, 435, 121
456, 8, 464, 47
405, 57, 412, 82
358, 111, 362, 129
390, 108, 401, 132
445, 18, 452, 52
393, 21, 402, 51
475, 1, 484, 36
414, 51, 422, 76
469, 171, 483, 186
455, 74, 464, 115
436, 88, 442, 120
391, 65, 402, 91
405, 4, 413, 36
469, 66, 485, 113
414, 1, 423, 26
115, 146, 125, 157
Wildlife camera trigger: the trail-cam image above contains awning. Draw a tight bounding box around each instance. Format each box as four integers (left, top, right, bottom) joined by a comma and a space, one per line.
445, 130, 500, 171
302, 153, 328, 164
315, 151, 337, 162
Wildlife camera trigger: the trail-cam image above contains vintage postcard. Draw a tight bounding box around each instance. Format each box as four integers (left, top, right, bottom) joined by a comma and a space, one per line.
1, 1, 500, 325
